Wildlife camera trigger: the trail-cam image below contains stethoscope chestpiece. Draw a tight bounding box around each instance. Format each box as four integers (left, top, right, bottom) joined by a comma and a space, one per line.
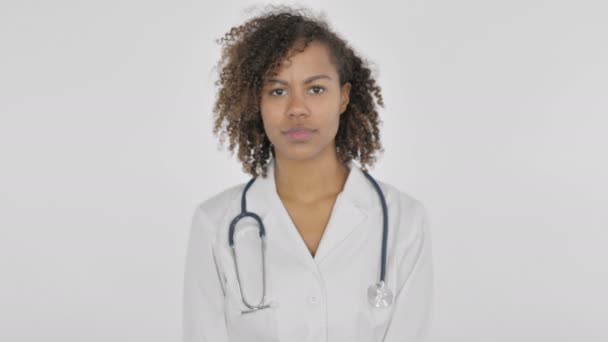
367, 281, 393, 308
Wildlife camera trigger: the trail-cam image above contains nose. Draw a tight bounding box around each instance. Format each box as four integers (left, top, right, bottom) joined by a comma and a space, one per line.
286, 90, 310, 118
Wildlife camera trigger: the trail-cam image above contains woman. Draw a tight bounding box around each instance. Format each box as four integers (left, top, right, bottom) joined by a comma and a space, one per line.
183, 5, 433, 342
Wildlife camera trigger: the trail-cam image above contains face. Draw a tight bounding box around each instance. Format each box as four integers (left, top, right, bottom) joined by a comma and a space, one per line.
260, 41, 351, 162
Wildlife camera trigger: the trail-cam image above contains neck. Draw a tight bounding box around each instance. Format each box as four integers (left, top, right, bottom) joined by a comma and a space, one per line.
274, 145, 350, 204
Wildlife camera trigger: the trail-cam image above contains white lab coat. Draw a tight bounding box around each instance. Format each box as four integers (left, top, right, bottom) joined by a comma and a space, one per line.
183, 157, 434, 342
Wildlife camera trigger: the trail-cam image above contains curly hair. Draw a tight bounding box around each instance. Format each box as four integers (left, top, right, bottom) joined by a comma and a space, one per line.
211, 4, 385, 178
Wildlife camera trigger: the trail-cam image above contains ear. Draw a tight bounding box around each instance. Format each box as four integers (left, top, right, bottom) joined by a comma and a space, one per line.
339, 82, 352, 115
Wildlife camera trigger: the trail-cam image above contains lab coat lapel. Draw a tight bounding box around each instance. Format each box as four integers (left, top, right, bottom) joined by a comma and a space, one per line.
247, 157, 374, 269
243, 158, 315, 269
313, 160, 372, 264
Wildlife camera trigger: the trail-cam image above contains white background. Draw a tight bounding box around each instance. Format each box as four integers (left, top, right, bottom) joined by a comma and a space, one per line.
1, 0, 607, 341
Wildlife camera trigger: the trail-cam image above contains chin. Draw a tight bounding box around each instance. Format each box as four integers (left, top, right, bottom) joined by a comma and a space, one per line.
275, 146, 320, 161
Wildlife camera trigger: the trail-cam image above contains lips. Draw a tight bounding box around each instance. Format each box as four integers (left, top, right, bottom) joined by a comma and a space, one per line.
284, 127, 315, 134
283, 127, 316, 142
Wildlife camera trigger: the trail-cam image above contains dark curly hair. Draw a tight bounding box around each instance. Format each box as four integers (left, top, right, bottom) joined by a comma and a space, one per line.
211, 4, 385, 178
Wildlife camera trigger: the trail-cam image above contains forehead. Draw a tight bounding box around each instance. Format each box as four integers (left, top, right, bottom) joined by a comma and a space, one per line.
269, 41, 337, 77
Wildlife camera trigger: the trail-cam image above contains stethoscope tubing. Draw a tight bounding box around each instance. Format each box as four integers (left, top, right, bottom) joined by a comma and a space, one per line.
361, 171, 389, 284
228, 167, 390, 312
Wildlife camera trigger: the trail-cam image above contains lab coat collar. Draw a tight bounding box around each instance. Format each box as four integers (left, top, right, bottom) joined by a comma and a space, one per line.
246, 156, 374, 267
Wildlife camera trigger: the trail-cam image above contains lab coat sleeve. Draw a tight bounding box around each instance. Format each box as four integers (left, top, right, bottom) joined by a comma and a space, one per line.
382, 202, 434, 342
182, 205, 229, 342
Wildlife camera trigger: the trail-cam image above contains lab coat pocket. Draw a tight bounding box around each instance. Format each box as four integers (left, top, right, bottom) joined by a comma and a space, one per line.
219, 224, 280, 342
356, 304, 393, 342
356, 266, 397, 341
224, 296, 279, 342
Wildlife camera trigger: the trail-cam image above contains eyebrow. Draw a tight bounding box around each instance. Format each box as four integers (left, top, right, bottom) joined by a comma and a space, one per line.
265, 74, 332, 85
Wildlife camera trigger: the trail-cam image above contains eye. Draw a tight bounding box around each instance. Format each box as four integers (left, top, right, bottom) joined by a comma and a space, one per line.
309, 86, 326, 94
268, 86, 326, 97
269, 88, 286, 96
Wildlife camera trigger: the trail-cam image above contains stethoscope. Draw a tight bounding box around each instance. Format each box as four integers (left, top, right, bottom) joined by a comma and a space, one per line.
228, 169, 393, 314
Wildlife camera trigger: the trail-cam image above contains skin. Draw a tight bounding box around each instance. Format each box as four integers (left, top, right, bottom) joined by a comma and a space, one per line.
260, 41, 352, 256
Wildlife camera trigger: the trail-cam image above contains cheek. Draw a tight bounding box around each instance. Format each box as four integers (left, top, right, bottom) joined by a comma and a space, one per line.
260, 112, 283, 144
321, 105, 342, 127
261, 112, 279, 132
260, 102, 277, 124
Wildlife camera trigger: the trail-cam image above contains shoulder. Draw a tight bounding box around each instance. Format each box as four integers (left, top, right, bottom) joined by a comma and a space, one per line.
374, 178, 427, 217
374, 178, 430, 242
190, 183, 246, 234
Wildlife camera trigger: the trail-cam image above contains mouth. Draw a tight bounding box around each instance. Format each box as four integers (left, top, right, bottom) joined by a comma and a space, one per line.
283, 127, 316, 142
